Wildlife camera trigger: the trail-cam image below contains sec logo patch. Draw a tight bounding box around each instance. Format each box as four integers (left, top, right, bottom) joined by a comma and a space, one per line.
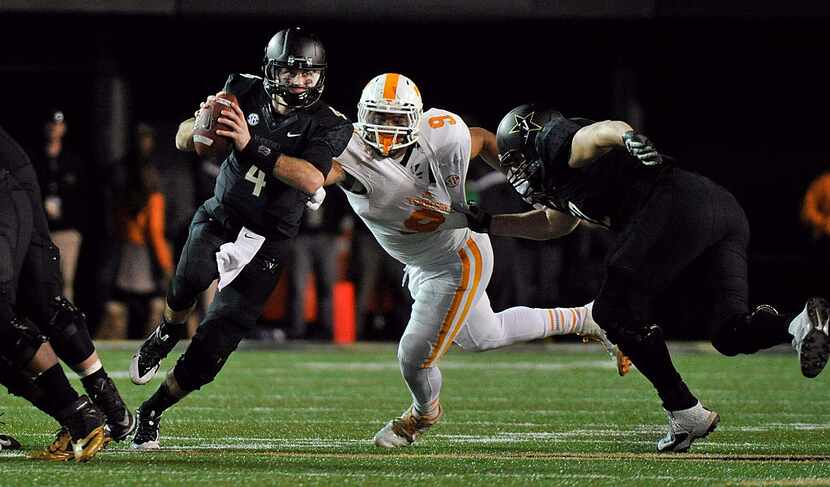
247, 113, 260, 126
445, 175, 460, 188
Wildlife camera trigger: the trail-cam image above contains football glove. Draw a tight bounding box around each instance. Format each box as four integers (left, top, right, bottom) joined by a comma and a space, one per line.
306, 187, 326, 211
463, 202, 492, 233
622, 131, 663, 166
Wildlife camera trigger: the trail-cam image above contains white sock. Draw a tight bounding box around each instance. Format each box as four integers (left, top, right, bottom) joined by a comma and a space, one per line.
543, 306, 589, 336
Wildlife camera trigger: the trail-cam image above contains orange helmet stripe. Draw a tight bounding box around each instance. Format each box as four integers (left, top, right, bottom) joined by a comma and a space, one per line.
382, 73, 401, 101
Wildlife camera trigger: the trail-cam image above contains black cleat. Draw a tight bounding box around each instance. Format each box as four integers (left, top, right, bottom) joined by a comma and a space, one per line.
130, 325, 180, 385
86, 376, 136, 441
131, 407, 161, 450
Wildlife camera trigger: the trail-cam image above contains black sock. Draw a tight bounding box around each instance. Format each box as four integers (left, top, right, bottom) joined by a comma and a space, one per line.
619, 327, 697, 411
80, 367, 108, 392
160, 316, 187, 340
34, 364, 80, 417
141, 383, 180, 416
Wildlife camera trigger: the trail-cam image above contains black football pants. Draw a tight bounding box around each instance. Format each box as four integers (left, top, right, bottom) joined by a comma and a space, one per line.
168, 205, 290, 392
592, 168, 792, 410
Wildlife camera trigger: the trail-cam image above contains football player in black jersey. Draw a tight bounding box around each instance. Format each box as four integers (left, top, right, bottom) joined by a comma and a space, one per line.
465, 104, 830, 453
129, 27, 352, 449
1, 124, 135, 461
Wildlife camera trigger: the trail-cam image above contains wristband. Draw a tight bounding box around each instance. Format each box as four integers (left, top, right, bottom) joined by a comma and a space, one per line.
241, 135, 282, 172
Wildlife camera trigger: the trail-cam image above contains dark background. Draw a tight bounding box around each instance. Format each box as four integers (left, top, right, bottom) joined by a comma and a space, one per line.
1, 3, 829, 329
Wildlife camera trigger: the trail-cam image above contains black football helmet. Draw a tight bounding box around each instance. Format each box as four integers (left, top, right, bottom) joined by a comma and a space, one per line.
262, 27, 327, 109
496, 104, 564, 203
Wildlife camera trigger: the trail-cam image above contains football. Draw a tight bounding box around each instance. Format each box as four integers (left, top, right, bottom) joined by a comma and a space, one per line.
192, 92, 239, 160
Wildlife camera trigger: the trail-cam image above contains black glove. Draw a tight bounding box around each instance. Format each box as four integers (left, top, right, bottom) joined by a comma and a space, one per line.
622, 131, 663, 166
463, 202, 492, 233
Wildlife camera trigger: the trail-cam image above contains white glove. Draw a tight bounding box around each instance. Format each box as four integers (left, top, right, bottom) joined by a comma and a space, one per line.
306, 186, 326, 211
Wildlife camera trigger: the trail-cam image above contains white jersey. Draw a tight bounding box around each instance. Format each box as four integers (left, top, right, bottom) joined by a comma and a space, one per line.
336, 108, 472, 268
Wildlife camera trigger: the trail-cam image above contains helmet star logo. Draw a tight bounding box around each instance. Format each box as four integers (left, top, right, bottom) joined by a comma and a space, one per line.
509, 112, 543, 144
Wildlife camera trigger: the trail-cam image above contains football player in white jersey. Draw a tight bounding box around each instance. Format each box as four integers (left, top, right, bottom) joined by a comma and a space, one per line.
324, 73, 628, 448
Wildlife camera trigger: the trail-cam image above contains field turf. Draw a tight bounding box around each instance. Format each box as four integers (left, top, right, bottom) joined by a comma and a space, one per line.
1, 342, 829, 486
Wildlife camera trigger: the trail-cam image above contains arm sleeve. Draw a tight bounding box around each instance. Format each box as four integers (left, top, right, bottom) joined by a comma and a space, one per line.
301, 106, 353, 177
147, 193, 174, 274
535, 118, 583, 184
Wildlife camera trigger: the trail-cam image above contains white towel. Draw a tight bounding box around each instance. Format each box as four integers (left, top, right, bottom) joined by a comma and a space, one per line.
215, 227, 266, 291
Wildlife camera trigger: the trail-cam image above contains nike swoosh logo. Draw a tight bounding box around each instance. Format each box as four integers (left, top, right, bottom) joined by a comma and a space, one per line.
287, 132, 302, 137
244, 233, 256, 239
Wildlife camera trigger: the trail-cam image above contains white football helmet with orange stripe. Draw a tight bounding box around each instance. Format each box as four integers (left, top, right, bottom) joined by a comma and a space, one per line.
356, 73, 423, 156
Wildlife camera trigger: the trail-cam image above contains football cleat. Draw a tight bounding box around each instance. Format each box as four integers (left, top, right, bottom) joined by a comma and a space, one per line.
31, 397, 110, 462
130, 324, 179, 385
579, 305, 632, 376
28, 428, 72, 461
789, 297, 830, 378
131, 407, 161, 450
374, 403, 443, 448
86, 376, 136, 441
656, 401, 719, 453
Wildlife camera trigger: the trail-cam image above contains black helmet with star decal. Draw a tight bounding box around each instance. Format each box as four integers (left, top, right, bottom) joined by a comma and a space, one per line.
495, 104, 564, 203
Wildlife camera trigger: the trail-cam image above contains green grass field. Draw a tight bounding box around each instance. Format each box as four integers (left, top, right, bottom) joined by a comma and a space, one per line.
1, 342, 829, 486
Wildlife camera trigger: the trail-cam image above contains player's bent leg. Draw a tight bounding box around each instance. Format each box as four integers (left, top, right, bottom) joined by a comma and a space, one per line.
454, 296, 631, 375
375, 324, 445, 448
133, 309, 249, 450
129, 303, 193, 385
37, 295, 136, 441
132, 208, 223, 385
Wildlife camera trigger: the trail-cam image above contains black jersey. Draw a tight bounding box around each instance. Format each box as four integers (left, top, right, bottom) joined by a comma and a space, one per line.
0, 125, 40, 197
0, 125, 30, 174
204, 73, 352, 239
535, 118, 663, 230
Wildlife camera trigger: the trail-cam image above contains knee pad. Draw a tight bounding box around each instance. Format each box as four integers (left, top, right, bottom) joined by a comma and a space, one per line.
173, 318, 246, 391
397, 330, 435, 370
0, 316, 47, 369
46, 296, 94, 365
167, 274, 200, 312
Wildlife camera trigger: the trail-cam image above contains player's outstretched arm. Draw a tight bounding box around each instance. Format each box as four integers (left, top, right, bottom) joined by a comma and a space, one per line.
486, 208, 579, 240
568, 120, 634, 168
469, 127, 503, 173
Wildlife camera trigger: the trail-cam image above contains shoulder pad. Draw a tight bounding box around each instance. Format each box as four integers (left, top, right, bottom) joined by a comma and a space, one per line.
535, 117, 582, 166
420, 108, 470, 156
